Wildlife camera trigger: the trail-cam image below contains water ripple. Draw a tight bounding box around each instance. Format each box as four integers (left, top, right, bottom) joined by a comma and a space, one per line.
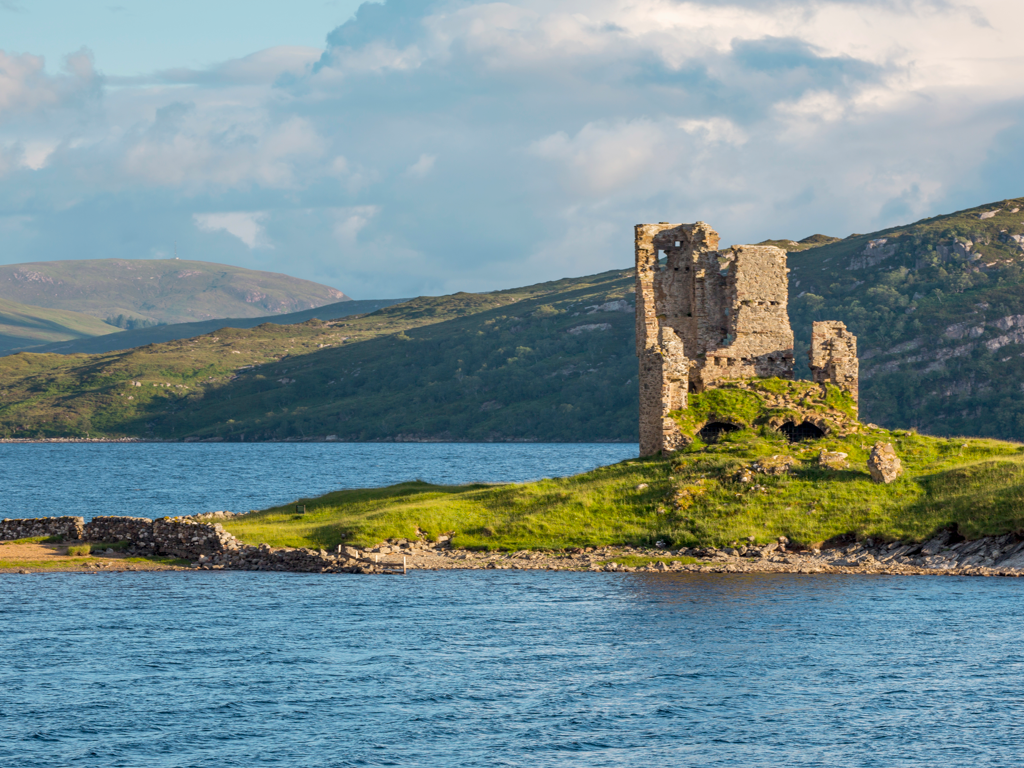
1, 572, 1023, 766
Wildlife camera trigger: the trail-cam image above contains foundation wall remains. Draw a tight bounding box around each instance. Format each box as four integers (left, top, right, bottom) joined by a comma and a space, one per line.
83, 516, 153, 544
636, 221, 858, 455
1, 514, 364, 572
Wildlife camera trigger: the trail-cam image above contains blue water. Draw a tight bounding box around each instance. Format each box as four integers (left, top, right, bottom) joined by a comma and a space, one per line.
2, 571, 1023, 767
4, 444, 1024, 766
0, 443, 638, 521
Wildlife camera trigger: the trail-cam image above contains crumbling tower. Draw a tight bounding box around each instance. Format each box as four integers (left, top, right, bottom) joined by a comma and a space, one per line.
810, 321, 859, 413
636, 220, 855, 456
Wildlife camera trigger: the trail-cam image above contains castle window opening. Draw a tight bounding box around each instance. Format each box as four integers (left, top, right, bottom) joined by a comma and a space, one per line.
698, 422, 741, 443
779, 421, 826, 442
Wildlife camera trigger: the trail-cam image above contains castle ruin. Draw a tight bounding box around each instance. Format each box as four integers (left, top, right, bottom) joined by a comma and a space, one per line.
635, 221, 858, 456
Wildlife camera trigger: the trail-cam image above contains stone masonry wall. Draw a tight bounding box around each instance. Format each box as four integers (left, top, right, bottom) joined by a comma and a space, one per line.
3, 513, 386, 574
84, 516, 154, 544
696, 244, 794, 390
810, 320, 859, 414
635, 222, 795, 455
0, 516, 85, 541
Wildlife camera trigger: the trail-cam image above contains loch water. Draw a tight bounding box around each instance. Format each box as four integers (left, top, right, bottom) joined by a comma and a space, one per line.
3, 444, 1024, 766
3, 571, 1024, 767
0, 442, 638, 521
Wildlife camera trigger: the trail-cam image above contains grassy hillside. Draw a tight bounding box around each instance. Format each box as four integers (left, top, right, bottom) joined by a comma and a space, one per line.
0, 259, 349, 325
786, 196, 1024, 439
4, 195, 1024, 442
0, 271, 635, 440
222, 414, 1024, 551
0, 298, 121, 353
11, 298, 406, 357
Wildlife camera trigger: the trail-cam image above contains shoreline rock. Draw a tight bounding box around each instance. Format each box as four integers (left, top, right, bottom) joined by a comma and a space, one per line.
4, 515, 1024, 578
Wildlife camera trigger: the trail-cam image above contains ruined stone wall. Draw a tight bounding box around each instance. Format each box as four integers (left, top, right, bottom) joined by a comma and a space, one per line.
696, 244, 794, 390
810, 321, 859, 414
84, 516, 153, 544
0, 516, 85, 541
635, 222, 723, 455
635, 222, 795, 454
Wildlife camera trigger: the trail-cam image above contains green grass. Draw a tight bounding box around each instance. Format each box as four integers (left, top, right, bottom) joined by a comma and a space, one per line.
222, 420, 1024, 550
0, 297, 121, 353
0, 535, 60, 545
66, 544, 91, 556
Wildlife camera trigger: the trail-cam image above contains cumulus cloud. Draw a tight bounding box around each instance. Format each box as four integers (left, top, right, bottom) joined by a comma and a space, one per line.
0, 48, 101, 123
194, 211, 272, 249
2, 0, 1024, 298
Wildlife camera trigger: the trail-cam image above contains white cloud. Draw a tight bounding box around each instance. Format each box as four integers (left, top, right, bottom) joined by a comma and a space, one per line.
3, 1, 1024, 298
332, 205, 380, 243
0, 48, 101, 123
405, 153, 436, 178
193, 211, 272, 249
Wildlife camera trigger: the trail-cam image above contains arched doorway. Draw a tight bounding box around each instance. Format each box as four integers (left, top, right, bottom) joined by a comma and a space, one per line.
779, 421, 826, 442
698, 422, 741, 443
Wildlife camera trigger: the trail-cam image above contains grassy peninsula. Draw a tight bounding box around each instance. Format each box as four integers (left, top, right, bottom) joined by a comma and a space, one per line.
223, 383, 1024, 551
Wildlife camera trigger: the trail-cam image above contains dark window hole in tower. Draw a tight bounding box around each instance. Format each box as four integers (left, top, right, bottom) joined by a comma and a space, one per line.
698, 422, 740, 443
779, 421, 825, 442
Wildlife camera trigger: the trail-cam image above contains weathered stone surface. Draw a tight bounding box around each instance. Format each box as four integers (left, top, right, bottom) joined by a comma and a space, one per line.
84, 516, 153, 543
0, 516, 84, 541
868, 442, 903, 483
810, 321, 859, 413
818, 449, 850, 470
635, 220, 857, 455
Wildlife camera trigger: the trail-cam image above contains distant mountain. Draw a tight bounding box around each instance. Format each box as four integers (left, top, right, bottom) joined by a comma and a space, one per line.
11, 298, 406, 357
0, 259, 350, 326
0, 297, 121, 353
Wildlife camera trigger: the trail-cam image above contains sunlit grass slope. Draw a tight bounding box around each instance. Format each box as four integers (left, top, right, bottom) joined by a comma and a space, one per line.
0, 298, 121, 353
0, 268, 636, 440
223, 425, 1024, 551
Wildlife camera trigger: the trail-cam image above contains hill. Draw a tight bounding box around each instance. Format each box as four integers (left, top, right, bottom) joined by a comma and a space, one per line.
9, 298, 406, 356
0, 298, 121, 353
3, 195, 1024, 442
0, 259, 350, 325
0, 270, 635, 440
786, 195, 1024, 439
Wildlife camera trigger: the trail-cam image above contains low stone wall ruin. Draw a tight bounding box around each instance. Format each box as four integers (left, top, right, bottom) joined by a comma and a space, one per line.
0, 516, 85, 541
1, 514, 366, 573
83, 516, 153, 544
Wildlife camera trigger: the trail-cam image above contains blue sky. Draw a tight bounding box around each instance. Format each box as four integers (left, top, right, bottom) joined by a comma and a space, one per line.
1, 0, 1021, 299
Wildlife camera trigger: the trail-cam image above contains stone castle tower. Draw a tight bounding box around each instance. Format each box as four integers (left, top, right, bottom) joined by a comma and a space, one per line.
635, 221, 858, 456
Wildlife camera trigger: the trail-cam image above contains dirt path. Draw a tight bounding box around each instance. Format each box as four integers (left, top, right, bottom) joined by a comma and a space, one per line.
0, 541, 190, 573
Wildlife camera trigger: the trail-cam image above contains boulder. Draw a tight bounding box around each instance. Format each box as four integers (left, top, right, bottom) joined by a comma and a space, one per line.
868, 442, 902, 483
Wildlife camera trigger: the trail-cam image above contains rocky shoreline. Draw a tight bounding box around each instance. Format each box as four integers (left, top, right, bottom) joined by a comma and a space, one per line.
4, 512, 1024, 577
322, 530, 1024, 577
